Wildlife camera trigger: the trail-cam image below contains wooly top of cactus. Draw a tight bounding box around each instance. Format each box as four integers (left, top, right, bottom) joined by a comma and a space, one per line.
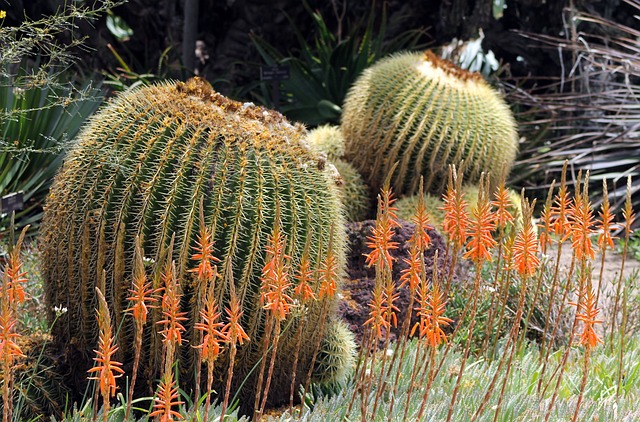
341, 50, 519, 197
307, 124, 346, 159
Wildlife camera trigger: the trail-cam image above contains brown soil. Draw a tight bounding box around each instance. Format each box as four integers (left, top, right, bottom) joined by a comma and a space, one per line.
337, 219, 455, 346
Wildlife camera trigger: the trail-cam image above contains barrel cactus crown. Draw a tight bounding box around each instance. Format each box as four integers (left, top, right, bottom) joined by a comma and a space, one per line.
40, 78, 353, 409
341, 51, 518, 196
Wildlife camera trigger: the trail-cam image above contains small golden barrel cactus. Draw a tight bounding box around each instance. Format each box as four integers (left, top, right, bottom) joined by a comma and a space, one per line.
307, 125, 370, 221
40, 78, 353, 410
341, 51, 518, 196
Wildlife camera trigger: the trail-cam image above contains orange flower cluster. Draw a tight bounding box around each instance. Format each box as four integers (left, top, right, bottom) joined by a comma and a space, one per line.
260, 223, 293, 321
149, 375, 185, 421
87, 288, 124, 416
157, 263, 188, 346
2, 247, 27, 304
365, 286, 392, 340
569, 192, 596, 262
572, 287, 603, 349
491, 183, 515, 230
464, 199, 496, 264
194, 294, 228, 364
293, 253, 316, 303
399, 246, 422, 293
318, 247, 339, 300
189, 223, 220, 282
441, 169, 470, 248
0, 305, 25, 367
513, 219, 540, 278
411, 280, 452, 347
365, 186, 400, 270
223, 294, 250, 346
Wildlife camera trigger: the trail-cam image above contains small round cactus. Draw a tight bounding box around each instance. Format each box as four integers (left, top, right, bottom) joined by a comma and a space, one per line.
40, 78, 354, 410
307, 125, 370, 221
341, 51, 519, 196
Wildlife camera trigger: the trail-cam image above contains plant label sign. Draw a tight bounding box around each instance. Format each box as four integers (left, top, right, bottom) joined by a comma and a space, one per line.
260, 65, 290, 81
0, 191, 24, 215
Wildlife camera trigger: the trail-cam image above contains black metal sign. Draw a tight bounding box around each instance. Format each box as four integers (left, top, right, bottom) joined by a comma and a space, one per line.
260, 65, 290, 81
0, 191, 24, 214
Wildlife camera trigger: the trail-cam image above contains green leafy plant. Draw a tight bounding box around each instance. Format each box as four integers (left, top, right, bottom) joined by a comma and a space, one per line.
250, 1, 426, 126
0, 68, 102, 232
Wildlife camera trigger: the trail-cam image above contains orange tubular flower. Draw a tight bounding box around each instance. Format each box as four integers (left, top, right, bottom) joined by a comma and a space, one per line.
126, 269, 157, 326
441, 177, 470, 248
412, 281, 452, 347
550, 185, 573, 242
365, 286, 391, 340
491, 183, 515, 230
157, 264, 187, 346
569, 193, 596, 262
463, 200, 496, 264
571, 288, 603, 349
0, 306, 25, 366
293, 254, 316, 303
383, 283, 400, 329
260, 226, 293, 321
365, 185, 400, 270
87, 329, 124, 398
399, 245, 422, 293
3, 250, 28, 304
318, 248, 339, 300
223, 295, 250, 346
189, 224, 220, 282
149, 375, 185, 421
88, 288, 124, 401
513, 219, 540, 278
194, 298, 228, 364
596, 182, 616, 251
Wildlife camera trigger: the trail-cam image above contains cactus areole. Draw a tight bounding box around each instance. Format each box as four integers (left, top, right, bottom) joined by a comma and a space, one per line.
40, 78, 352, 410
341, 51, 519, 196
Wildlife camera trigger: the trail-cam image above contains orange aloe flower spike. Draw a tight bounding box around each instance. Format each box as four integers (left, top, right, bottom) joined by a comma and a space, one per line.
491, 182, 515, 230
194, 285, 228, 363
513, 196, 540, 278
596, 180, 616, 251
463, 180, 496, 264
0, 305, 25, 365
87, 288, 124, 400
365, 285, 391, 340
441, 166, 470, 248
571, 287, 603, 349
157, 262, 188, 346
149, 375, 185, 421
569, 175, 596, 261
223, 294, 250, 346
293, 252, 316, 303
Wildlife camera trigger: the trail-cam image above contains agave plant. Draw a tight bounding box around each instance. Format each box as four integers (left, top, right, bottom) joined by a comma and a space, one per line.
250, 1, 427, 126
0, 68, 102, 232
506, 0, 640, 222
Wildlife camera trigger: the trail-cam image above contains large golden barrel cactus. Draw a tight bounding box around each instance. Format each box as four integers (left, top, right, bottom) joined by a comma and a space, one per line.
39, 78, 354, 410
341, 51, 518, 196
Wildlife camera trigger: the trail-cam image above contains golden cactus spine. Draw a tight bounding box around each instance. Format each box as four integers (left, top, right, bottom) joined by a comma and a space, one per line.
39, 78, 353, 411
341, 51, 518, 196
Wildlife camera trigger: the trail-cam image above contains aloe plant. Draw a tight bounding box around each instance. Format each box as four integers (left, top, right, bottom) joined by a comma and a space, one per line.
0, 68, 102, 232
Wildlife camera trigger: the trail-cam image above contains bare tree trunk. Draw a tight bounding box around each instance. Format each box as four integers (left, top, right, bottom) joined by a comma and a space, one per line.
183, 0, 199, 74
